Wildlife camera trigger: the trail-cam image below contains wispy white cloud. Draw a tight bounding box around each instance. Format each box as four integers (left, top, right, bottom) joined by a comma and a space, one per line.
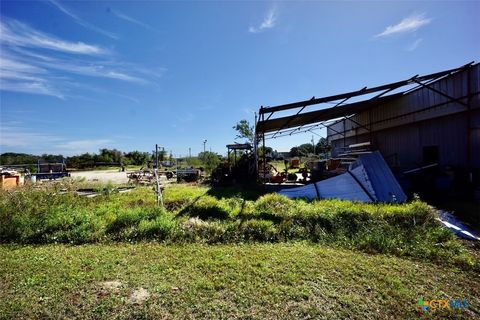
0, 18, 159, 98
0, 53, 64, 98
0, 123, 62, 147
0, 53, 147, 98
109, 8, 156, 32
49, 0, 118, 39
375, 13, 431, 37
406, 38, 423, 51
0, 81, 65, 99
65, 82, 141, 103
249, 7, 278, 33
38, 59, 146, 83
0, 18, 108, 55
55, 139, 112, 151
0, 55, 46, 76
9, 46, 56, 62
0, 123, 114, 154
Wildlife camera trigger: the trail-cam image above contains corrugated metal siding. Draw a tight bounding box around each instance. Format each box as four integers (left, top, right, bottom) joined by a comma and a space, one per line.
418, 114, 468, 167
328, 64, 480, 169
334, 112, 479, 170
328, 64, 479, 140
470, 109, 480, 168
372, 124, 421, 168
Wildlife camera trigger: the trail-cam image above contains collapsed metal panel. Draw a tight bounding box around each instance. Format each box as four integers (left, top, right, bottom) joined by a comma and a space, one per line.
279, 151, 407, 203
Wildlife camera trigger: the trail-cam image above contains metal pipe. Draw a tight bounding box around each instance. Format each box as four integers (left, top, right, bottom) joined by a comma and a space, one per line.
254, 111, 259, 177
262, 112, 266, 183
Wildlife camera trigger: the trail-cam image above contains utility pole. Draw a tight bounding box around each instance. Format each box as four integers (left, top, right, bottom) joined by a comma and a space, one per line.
312, 135, 315, 155
254, 112, 258, 177
189, 147, 191, 158
154, 143, 163, 208
203, 140, 207, 154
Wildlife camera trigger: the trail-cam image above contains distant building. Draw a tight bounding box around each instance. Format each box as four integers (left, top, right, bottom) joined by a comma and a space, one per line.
272, 151, 291, 160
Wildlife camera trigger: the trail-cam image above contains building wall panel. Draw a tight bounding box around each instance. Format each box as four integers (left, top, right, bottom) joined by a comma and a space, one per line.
328, 64, 480, 170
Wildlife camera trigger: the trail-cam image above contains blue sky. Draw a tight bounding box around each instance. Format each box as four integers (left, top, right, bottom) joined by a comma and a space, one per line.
1, 1, 479, 157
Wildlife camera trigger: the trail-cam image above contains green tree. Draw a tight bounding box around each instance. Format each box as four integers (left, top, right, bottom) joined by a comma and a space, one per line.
198, 151, 221, 174
186, 157, 202, 167
298, 143, 314, 156
289, 147, 299, 157
233, 120, 254, 144
315, 137, 331, 155
0, 153, 39, 165
97, 149, 123, 164
125, 151, 151, 165
290, 143, 315, 157
258, 146, 273, 157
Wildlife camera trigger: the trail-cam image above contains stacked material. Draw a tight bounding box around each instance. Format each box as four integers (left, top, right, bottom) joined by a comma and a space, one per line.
0, 168, 23, 189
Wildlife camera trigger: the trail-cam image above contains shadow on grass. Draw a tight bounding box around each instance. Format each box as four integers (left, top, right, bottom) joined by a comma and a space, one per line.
179, 205, 230, 220
206, 184, 266, 201
175, 191, 230, 220
175, 185, 266, 221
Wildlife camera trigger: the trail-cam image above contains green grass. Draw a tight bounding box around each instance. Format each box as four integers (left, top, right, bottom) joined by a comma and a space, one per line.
270, 160, 304, 173
0, 183, 478, 269
0, 243, 478, 319
1, 184, 479, 319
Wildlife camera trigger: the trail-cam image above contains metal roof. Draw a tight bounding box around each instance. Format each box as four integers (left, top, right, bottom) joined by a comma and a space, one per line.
226, 143, 252, 150
256, 93, 402, 134
256, 61, 475, 137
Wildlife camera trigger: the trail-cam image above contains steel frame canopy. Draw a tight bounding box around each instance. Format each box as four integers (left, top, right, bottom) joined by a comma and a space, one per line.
255, 62, 475, 140
253, 61, 476, 182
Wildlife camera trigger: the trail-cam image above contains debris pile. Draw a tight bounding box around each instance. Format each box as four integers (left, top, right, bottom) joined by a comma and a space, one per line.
278, 151, 407, 203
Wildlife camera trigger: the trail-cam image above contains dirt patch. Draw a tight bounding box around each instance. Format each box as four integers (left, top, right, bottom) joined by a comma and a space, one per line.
164, 200, 189, 211
70, 170, 129, 184
99, 280, 123, 292
128, 288, 150, 304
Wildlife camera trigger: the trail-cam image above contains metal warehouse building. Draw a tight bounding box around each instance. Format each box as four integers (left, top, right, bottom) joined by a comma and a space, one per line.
256, 62, 480, 197
326, 63, 480, 173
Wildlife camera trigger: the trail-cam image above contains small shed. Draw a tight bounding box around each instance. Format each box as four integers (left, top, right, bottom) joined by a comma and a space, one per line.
226, 143, 252, 165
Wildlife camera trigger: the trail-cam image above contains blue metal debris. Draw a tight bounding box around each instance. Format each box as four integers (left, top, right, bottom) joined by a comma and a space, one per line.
279, 151, 407, 203
437, 211, 480, 241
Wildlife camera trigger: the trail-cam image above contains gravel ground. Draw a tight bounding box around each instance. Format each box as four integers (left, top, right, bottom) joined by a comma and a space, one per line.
70, 170, 129, 184
69, 170, 172, 185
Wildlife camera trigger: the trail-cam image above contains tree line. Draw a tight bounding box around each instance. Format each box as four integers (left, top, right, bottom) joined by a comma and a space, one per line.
0, 149, 224, 173
2, 119, 331, 171
0, 149, 153, 170
289, 138, 331, 157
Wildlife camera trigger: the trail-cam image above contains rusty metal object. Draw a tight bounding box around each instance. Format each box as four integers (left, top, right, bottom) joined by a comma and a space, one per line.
127, 169, 177, 184
127, 169, 155, 184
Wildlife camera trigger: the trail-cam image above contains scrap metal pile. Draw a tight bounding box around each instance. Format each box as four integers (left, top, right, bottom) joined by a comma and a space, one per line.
278, 151, 407, 203
127, 168, 201, 184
